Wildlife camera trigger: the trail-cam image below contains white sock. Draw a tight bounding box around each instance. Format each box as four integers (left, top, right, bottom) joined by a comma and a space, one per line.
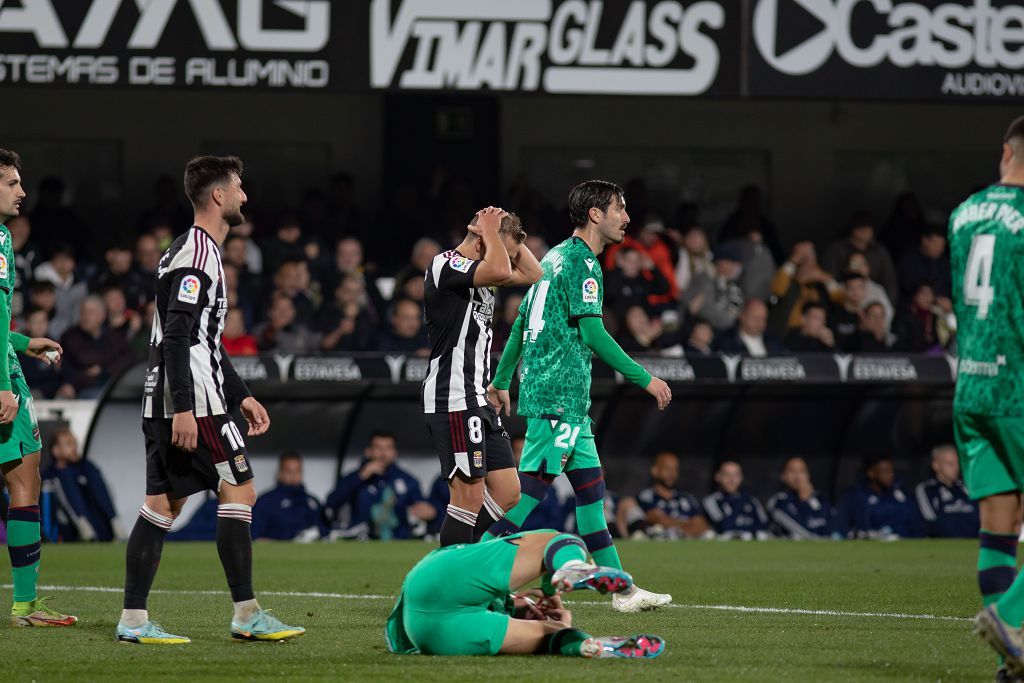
233, 598, 260, 622
120, 608, 148, 627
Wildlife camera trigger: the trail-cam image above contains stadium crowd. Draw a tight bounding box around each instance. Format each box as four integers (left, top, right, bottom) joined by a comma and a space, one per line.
3, 174, 954, 399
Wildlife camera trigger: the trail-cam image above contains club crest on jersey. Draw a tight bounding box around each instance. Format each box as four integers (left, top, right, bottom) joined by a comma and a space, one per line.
473, 451, 483, 468
582, 278, 599, 303
178, 275, 201, 304
0, 253, 7, 279
449, 255, 473, 273
234, 454, 249, 473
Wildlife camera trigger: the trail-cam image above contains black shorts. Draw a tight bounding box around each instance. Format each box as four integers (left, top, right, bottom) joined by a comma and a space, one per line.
425, 405, 514, 481
143, 414, 254, 498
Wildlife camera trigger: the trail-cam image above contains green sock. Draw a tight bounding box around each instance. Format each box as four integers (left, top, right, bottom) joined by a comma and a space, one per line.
545, 628, 592, 657
574, 500, 622, 570
7, 505, 42, 607
540, 533, 589, 595
480, 493, 542, 542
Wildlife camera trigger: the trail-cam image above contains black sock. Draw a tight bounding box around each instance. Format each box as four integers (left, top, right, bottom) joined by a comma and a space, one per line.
439, 505, 476, 547
216, 504, 254, 602
123, 506, 172, 610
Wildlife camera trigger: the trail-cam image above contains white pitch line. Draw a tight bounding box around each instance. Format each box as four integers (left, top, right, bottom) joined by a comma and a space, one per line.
4, 584, 971, 622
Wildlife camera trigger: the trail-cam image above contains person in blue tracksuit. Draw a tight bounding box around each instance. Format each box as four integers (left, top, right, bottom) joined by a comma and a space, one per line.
41, 428, 124, 542
251, 452, 327, 541
914, 445, 979, 539
838, 455, 925, 539
703, 461, 770, 540
766, 456, 835, 539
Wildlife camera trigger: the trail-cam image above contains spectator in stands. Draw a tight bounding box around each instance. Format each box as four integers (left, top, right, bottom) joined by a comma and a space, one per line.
29, 280, 61, 335
725, 229, 777, 303
318, 274, 377, 352
20, 308, 74, 398
784, 302, 835, 352
898, 225, 951, 301
605, 218, 678, 308
829, 273, 869, 353
326, 237, 368, 291
394, 238, 441, 290
223, 307, 259, 356
837, 455, 925, 539
684, 319, 715, 356
230, 214, 263, 275
35, 242, 88, 334
252, 453, 326, 542
221, 263, 256, 329
719, 185, 784, 263
10, 215, 40, 320
605, 247, 670, 320
60, 295, 135, 398
893, 284, 955, 353
260, 214, 308, 276
377, 298, 430, 356
41, 428, 125, 542
617, 306, 664, 353
669, 225, 714, 295
102, 286, 142, 345
92, 241, 147, 311
424, 475, 450, 538
769, 241, 843, 336
703, 461, 771, 540
133, 233, 163, 303
844, 252, 894, 327
272, 259, 316, 326
915, 445, 978, 539
766, 456, 835, 539
822, 211, 899, 303
254, 292, 321, 355
323, 431, 436, 540
716, 299, 786, 357
859, 302, 897, 352
682, 243, 744, 332
636, 452, 711, 539
222, 236, 263, 322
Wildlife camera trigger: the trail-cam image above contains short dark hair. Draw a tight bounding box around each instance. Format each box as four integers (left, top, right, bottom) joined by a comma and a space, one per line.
50, 242, 75, 259
278, 451, 302, 467
801, 301, 827, 316
847, 210, 875, 233
369, 430, 396, 445
568, 180, 624, 229
0, 148, 22, 172
183, 155, 243, 209
1004, 115, 1024, 145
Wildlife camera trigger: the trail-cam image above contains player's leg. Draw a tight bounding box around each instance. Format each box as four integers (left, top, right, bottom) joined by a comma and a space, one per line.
482, 418, 560, 540
428, 411, 487, 546
471, 412, 520, 540
444, 474, 485, 546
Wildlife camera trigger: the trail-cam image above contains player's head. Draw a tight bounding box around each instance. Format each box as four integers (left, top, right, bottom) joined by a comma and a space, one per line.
469, 211, 527, 261
366, 430, 397, 466
0, 148, 26, 223
930, 445, 960, 485
277, 451, 304, 487
865, 455, 895, 490
780, 456, 811, 492
568, 180, 629, 245
650, 451, 680, 488
184, 155, 246, 227
49, 428, 81, 465
715, 461, 743, 494
1001, 115, 1024, 178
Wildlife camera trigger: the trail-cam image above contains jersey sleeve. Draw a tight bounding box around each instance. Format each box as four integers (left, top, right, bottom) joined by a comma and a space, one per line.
432, 254, 480, 290
566, 253, 604, 319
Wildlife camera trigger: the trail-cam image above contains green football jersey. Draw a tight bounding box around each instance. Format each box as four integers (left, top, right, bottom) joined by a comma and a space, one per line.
0, 224, 22, 380
516, 237, 603, 423
950, 183, 1024, 416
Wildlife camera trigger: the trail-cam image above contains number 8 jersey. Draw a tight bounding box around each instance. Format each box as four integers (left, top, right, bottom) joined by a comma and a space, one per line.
516, 237, 604, 423
950, 183, 1024, 416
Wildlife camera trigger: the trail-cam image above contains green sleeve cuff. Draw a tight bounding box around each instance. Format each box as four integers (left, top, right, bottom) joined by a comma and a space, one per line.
491, 314, 525, 390
10, 332, 29, 352
578, 316, 652, 388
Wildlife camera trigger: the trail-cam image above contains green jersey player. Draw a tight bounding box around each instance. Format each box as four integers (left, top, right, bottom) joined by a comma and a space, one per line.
483, 180, 673, 613
951, 116, 1024, 680
0, 149, 75, 627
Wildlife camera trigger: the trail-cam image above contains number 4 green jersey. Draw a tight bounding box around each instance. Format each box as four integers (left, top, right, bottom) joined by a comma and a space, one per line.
950, 183, 1024, 416
516, 237, 604, 423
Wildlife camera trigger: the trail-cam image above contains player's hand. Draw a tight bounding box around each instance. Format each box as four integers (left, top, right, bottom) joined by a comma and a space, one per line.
475, 206, 507, 234
240, 396, 270, 436
0, 390, 18, 424
487, 383, 511, 416
171, 411, 198, 452
538, 594, 572, 626
25, 337, 63, 365
359, 459, 388, 481
645, 377, 672, 411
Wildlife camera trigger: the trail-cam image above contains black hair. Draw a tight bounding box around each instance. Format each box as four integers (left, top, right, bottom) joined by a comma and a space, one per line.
801, 301, 827, 315
369, 430, 396, 444
0, 148, 22, 172
568, 180, 624, 229
183, 155, 243, 209
1004, 115, 1024, 145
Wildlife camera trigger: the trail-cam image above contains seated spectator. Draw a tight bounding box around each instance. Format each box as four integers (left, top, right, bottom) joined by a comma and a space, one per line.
859, 302, 897, 352
681, 244, 744, 332
837, 456, 925, 539
34, 242, 88, 337
393, 238, 441, 291
766, 456, 835, 539
617, 306, 664, 353
893, 285, 954, 352
636, 452, 711, 539
604, 218, 679, 308
821, 211, 899, 304
829, 273, 869, 353
317, 274, 377, 352
770, 241, 844, 335
230, 213, 264, 274
101, 286, 143, 345
898, 225, 951, 301
222, 307, 259, 356
271, 259, 316, 326
132, 233, 162, 303
324, 431, 436, 540
725, 231, 777, 303
703, 461, 771, 540
377, 298, 430, 356
683, 319, 715, 356
92, 241, 147, 310
41, 428, 125, 542
718, 185, 784, 263
222, 235, 263, 320
605, 247, 670, 320
844, 252, 894, 327
166, 492, 218, 541
715, 299, 786, 357
251, 453, 326, 542
20, 307, 74, 399
915, 445, 978, 539
324, 237, 374, 298
254, 292, 321, 355
671, 225, 714, 295
784, 302, 835, 352
60, 295, 135, 398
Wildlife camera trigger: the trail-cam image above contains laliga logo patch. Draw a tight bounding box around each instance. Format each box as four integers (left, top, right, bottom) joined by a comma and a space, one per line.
449, 255, 473, 273
582, 277, 599, 303
234, 454, 249, 473
178, 275, 201, 304
0, 253, 7, 279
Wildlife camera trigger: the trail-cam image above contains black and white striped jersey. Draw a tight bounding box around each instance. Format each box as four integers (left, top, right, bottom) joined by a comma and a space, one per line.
143, 225, 250, 419
422, 250, 496, 414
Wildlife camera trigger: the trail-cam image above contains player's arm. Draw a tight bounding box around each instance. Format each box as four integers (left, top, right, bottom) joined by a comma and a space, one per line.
12, 332, 62, 364
577, 316, 671, 409
471, 207, 513, 287
164, 269, 211, 452
220, 346, 269, 437
504, 241, 543, 287
487, 313, 526, 415
0, 292, 17, 424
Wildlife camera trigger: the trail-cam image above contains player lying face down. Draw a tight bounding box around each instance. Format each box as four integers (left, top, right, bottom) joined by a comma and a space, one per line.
386, 530, 665, 659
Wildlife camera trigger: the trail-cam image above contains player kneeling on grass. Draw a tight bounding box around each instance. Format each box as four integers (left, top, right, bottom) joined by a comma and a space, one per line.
386, 530, 665, 659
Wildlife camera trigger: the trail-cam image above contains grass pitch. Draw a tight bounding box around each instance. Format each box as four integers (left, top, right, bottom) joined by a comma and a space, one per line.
0, 539, 996, 681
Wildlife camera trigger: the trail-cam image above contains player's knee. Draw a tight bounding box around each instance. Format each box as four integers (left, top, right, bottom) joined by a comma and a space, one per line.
566, 467, 605, 507
519, 472, 552, 502
449, 476, 484, 509
498, 489, 521, 512
220, 482, 257, 508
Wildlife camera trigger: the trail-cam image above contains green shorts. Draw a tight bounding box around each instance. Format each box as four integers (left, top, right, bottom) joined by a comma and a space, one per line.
519, 418, 600, 477
0, 375, 41, 467
398, 534, 524, 656
954, 412, 1024, 500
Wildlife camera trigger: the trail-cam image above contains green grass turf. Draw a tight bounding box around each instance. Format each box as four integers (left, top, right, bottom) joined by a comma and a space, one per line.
0, 539, 998, 681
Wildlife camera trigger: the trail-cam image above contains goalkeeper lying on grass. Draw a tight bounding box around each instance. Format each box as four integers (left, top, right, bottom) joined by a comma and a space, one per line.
386, 530, 665, 658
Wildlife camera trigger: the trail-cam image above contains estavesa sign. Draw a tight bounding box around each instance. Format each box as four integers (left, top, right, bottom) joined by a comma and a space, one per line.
370, 0, 735, 96
751, 0, 1024, 99
0, 0, 333, 88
